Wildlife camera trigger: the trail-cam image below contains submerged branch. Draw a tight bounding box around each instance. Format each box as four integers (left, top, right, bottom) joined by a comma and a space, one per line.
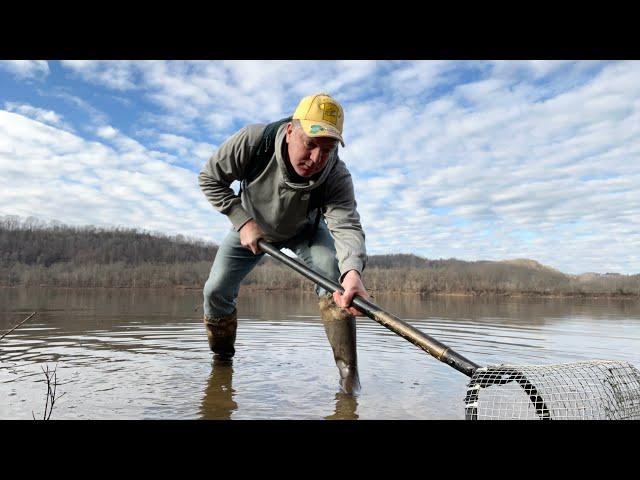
0, 311, 37, 341
32, 363, 66, 420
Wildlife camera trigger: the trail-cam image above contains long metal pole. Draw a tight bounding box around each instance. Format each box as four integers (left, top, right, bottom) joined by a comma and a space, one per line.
258, 240, 480, 377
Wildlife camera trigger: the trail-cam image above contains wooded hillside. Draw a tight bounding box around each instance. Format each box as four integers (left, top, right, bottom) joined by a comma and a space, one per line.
1, 216, 638, 296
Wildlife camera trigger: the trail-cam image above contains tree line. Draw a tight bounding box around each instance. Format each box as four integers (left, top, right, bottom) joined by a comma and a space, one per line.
0, 215, 218, 266
1, 216, 638, 296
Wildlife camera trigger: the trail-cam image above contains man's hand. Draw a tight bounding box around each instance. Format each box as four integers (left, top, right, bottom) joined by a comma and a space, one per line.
239, 219, 264, 255
333, 270, 369, 316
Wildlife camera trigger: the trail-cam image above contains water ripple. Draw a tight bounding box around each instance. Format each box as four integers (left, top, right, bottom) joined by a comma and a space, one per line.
2, 289, 640, 419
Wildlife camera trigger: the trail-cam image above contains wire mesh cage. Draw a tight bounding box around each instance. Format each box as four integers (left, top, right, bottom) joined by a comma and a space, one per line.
464, 360, 640, 420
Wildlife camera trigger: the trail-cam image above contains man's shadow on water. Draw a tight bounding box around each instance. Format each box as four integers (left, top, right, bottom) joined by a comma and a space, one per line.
199, 357, 359, 420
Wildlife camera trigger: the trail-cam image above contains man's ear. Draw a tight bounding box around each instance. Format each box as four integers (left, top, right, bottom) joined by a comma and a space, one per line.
285, 122, 294, 142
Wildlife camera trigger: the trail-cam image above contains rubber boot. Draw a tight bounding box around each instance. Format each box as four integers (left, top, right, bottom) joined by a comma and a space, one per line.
319, 295, 361, 395
203, 309, 237, 359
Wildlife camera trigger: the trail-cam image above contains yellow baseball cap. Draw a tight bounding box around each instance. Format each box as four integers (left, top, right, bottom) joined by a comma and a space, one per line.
292, 93, 345, 147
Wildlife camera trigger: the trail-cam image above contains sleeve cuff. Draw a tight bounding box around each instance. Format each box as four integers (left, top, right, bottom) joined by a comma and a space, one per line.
227, 204, 253, 231
339, 260, 364, 282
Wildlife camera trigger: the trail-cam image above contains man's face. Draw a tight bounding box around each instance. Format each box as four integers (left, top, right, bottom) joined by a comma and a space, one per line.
285, 123, 338, 178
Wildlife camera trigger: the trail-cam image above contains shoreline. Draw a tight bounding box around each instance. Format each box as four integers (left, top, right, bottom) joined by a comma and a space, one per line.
1, 284, 638, 300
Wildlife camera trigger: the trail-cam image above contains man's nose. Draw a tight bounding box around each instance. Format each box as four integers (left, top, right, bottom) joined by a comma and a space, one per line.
309, 149, 321, 164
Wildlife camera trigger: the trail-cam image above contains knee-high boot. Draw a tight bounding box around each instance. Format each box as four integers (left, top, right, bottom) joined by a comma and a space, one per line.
203, 309, 237, 359
319, 296, 361, 394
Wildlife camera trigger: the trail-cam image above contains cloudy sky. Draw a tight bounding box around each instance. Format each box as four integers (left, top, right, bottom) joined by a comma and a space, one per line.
0, 60, 638, 274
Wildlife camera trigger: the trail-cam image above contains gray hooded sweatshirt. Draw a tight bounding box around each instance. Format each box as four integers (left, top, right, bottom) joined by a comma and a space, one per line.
198, 122, 366, 278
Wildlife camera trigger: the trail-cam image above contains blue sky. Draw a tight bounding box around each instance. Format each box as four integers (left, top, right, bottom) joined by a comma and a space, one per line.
1, 60, 639, 274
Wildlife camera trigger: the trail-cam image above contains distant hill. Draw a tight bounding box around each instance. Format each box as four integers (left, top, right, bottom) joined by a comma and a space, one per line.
499, 258, 566, 276
1, 216, 638, 295
0, 217, 218, 267
576, 272, 600, 282
575, 272, 624, 283
366, 254, 499, 271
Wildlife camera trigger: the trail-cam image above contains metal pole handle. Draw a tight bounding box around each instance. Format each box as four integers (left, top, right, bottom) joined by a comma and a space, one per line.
257, 239, 480, 377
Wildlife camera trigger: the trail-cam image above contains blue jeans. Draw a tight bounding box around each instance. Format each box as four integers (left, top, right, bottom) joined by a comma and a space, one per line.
203, 220, 340, 318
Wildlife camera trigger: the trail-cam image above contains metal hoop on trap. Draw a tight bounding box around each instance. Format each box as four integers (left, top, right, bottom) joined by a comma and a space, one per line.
464, 360, 640, 420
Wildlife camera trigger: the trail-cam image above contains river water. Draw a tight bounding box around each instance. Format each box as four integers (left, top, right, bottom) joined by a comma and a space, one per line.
1, 287, 639, 419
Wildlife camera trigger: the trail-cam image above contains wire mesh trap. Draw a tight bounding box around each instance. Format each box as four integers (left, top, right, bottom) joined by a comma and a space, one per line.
464, 360, 640, 420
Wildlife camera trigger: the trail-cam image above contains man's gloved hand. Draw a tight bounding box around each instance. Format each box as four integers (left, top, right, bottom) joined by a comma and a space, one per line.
239, 219, 265, 255
333, 270, 369, 316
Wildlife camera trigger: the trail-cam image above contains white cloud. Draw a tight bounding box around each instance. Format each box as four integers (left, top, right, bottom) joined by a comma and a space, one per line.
3, 60, 640, 274
347, 61, 640, 274
387, 60, 461, 98
4, 102, 74, 132
58, 60, 389, 141
96, 125, 119, 139
39, 88, 111, 127
0, 110, 227, 243
60, 60, 138, 90
0, 60, 49, 79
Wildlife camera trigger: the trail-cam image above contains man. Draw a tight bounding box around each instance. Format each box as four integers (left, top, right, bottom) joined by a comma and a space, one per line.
198, 93, 368, 394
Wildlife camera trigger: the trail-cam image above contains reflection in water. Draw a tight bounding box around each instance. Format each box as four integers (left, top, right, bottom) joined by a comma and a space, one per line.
2, 287, 640, 419
325, 392, 359, 420
199, 358, 238, 420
